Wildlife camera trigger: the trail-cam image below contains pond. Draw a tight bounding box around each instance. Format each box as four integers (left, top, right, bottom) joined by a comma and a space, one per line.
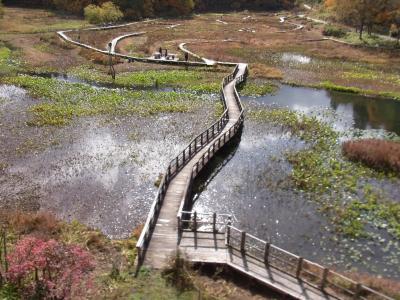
192, 85, 400, 279
243, 84, 400, 136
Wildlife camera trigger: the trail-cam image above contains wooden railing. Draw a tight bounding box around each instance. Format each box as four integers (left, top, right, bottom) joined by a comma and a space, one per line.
176, 65, 248, 237
136, 64, 246, 265
225, 226, 394, 300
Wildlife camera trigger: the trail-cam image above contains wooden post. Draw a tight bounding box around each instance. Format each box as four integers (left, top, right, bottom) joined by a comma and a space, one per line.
194, 137, 198, 151
177, 216, 181, 241
168, 165, 171, 178
212, 125, 215, 136
193, 211, 197, 232
296, 257, 303, 278
320, 268, 329, 290
201, 134, 203, 145
240, 231, 246, 253
207, 130, 209, 141
176, 157, 179, 170
264, 243, 270, 266
212, 213, 217, 233
183, 150, 186, 162
353, 283, 362, 299
189, 144, 192, 157
226, 225, 231, 246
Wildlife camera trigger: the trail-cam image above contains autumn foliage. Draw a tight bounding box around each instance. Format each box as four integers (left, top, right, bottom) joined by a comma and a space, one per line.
4, 237, 95, 299
342, 139, 400, 173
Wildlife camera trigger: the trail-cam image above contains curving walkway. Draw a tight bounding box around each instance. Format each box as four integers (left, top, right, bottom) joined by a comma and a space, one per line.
57, 23, 393, 300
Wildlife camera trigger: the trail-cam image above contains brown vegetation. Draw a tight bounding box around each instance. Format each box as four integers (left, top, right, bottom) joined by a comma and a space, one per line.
342, 139, 400, 173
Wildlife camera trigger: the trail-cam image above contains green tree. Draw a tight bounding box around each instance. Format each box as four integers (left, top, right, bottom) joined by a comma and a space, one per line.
84, 1, 123, 24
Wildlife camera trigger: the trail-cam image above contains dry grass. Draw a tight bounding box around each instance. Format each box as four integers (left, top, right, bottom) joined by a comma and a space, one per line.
343, 271, 400, 299
342, 139, 400, 173
132, 224, 144, 240
251, 63, 283, 79
8, 211, 61, 239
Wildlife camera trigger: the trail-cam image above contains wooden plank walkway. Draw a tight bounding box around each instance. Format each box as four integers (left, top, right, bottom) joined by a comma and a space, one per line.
179, 232, 336, 300
143, 64, 247, 269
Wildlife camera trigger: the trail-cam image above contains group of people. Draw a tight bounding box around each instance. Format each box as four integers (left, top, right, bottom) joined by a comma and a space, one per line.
158, 47, 189, 61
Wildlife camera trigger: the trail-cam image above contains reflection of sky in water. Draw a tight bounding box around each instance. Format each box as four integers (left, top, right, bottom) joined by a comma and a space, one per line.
281, 53, 311, 64
193, 120, 400, 279
243, 85, 400, 136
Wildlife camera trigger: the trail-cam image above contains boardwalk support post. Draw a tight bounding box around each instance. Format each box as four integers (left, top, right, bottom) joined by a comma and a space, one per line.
212, 213, 217, 233
296, 257, 303, 278
264, 243, 270, 266
320, 268, 329, 290
177, 216, 181, 242
226, 226, 231, 246
354, 283, 362, 299
240, 231, 246, 253
193, 211, 197, 232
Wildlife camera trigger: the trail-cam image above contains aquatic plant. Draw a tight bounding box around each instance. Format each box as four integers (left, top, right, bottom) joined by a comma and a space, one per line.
249, 108, 400, 239
4, 75, 203, 126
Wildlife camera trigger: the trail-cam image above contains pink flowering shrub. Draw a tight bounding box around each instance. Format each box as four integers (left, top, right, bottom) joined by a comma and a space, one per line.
6, 236, 95, 299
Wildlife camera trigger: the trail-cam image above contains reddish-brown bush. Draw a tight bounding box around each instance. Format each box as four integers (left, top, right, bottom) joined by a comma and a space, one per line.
6, 236, 95, 299
342, 139, 400, 173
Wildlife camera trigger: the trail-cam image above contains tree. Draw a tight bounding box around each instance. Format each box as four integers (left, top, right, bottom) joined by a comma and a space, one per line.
84, 1, 123, 24
329, 0, 389, 39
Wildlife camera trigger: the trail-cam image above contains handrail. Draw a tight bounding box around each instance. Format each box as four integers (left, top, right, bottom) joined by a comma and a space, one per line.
224, 225, 394, 300
136, 63, 247, 265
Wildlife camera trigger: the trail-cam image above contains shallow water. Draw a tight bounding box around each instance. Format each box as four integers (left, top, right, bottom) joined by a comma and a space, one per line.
281, 53, 311, 64
0, 83, 217, 238
243, 84, 400, 136
193, 86, 400, 279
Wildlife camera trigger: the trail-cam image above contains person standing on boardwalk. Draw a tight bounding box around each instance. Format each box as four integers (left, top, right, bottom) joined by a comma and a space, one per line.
159, 47, 162, 55
185, 52, 189, 62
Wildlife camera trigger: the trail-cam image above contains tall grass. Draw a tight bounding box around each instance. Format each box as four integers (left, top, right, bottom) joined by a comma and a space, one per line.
342, 139, 400, 173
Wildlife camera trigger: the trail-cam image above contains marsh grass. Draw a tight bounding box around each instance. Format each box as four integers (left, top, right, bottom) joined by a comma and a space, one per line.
0, 42, 21, 76
342, 139, 400, 174
5, 74, 203, 126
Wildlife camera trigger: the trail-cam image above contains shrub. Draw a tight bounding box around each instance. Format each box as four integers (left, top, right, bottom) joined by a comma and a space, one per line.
342, 139, 400, 173
84, 2, 123, 25
6, 236, 95, 299
322, 24, 348, 38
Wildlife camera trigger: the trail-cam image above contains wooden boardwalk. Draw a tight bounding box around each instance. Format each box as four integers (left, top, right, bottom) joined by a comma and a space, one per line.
143, 63, 247, 268
59, 26, 394, 300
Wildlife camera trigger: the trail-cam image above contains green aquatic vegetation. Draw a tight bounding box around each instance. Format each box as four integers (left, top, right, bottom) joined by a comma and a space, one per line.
239, 82, 277, 96
69, 65, 226, 93
342, 69, 400, 87
249, 108, 400, 239
5, 75, 202, 126
340, 188, 400, 238
320, 81, 363, 94
0, 44, 21, 76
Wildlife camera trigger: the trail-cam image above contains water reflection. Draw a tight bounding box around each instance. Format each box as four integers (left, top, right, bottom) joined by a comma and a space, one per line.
281, 53, 311, 64
243, 85, 400, 135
